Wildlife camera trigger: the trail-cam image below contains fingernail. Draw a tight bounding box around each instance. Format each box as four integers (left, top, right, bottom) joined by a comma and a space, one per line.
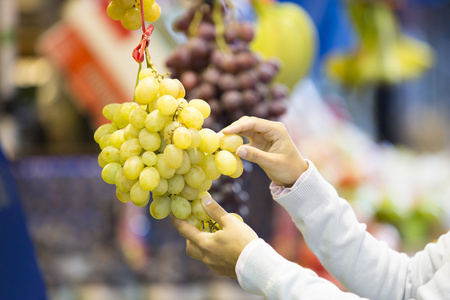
236, 147, 247, 158
201, 196, 214, 206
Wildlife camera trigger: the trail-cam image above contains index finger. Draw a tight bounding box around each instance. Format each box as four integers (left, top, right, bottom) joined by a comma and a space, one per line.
170, 214, 204, 244
221, 116, 274, 137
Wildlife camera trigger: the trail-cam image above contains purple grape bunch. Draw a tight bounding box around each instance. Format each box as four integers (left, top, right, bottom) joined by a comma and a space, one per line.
166, 1, 289, 132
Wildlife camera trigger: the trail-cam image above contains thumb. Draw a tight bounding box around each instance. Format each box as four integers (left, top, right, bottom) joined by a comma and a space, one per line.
236, 145, 273, 167
201, 195, 229, 228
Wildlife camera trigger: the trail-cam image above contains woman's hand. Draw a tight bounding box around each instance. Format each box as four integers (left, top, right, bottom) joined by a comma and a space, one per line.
221, 116, 308, 187
171, 196, 258, 280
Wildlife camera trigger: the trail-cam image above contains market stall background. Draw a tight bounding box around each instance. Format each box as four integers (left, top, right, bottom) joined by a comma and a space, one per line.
1, 0, 450, 299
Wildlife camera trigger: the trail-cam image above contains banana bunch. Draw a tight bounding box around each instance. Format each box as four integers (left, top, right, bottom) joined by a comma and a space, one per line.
250, 0, 317, 90
326, 0, 434, 87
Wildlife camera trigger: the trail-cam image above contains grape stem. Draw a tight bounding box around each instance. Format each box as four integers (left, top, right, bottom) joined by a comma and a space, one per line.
134, 63, 142, 102
213, 0, 231, 54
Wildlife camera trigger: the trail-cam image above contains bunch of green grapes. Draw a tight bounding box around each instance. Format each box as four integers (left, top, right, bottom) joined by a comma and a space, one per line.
94, 68, 244, 231
106, 0, 161, 30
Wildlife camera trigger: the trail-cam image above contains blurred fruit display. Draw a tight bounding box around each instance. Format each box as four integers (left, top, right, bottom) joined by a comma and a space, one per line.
325, 0, 434, 87
280, 80, 449, 253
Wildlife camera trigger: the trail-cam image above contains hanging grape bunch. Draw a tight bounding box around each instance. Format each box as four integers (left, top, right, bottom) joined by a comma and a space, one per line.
165, 0, 289, 215
97, 0, 245, 232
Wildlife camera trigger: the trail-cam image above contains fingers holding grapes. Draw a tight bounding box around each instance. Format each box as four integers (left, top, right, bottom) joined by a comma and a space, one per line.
171, 196, 258, 280
221, 116, 308, 187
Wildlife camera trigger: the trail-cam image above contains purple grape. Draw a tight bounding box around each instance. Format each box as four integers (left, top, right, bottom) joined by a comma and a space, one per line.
218, 73, 239, 91
238, 22, 254, 42
180, 71, 199, 90
221, 90, 242, 111
269, 99, 287, 117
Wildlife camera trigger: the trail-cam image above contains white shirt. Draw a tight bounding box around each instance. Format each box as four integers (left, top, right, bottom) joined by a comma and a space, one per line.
235, 160, 450, 299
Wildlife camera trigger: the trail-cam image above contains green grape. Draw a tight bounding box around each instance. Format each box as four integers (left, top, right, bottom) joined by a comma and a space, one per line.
198, 128, 220, 153
98, 153, 107, 168
175, 150, 191, 175
167, 174, 185, 195
180, 184, 199, 201
188, 99, 211, 119
172, 126, 191, 149
101, 162, 122, 184
149, 195, 171, 219
94, 123, 118, 144
116, 189, 132, 203
191, 198, 210, 221
174, 79, 186, 99
120, 138, 142, 161
155, 153, 175, 179
159, 78, 179, 98
215, 150, 237, 176
163, 144, 183, 169
115, 167, 129, 192
220, 134, 244, 152
139, 166, 160, 191
142, 0, 156, 8
230, 212, 244, 222
187, 128, 201, 149
152, 177, 168, 195
158, 134, 167, 153
106, 1, 126, 20
186, 214, 203, 230
171, 195, 191, 220
99, 134, 112, 150
130, 181, 150, 206
102, 103, 121, 120
230, 154, 244, 178
184, 165, 206, 189
117, 0, 135, 8
121, 8, 142, 31
121, 102, 139, 117
163, 121, 177, 143
198, 179, 212, 193
135, 77, 160, 105
101, 145, 121, 164
187, 148, 205, 165
139, 128, 161, 151
203, 154, 221, 180
121, 175, 138, 192
110, 129, 125, 149
177, 98, 188, 109
179, 107, 204, 129
112, 104, 127, 128
123, 156, 144, 180
141, 150, 157, 166
138, 68, 155, 80
157, 94, 178, 116
129, 107, 148, 129
145, 109, 168, 132
144, 2, 161, 23
124, 124, 140, 140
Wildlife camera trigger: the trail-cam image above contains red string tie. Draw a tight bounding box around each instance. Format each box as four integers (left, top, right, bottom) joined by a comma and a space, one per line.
132, 24, 155, 63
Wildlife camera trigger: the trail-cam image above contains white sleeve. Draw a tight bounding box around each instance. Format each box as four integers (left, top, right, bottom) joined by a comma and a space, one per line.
273, 160, 450, 300
238, 238, 370, 299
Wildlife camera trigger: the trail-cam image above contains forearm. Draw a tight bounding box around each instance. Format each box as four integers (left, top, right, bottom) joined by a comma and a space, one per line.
238, 239, 370, 300
273, 160, 410, 300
